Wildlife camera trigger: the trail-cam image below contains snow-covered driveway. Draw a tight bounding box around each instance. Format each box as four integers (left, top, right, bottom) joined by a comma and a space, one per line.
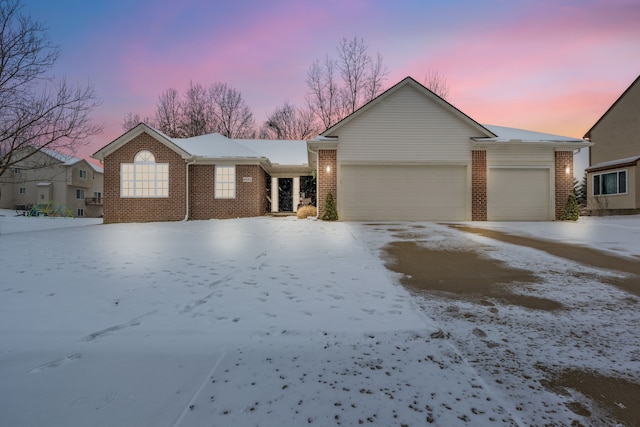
1, 213, 639, 426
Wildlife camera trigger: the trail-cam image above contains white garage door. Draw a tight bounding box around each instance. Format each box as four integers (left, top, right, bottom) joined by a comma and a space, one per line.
488, 168, 550, 220
339, 165, 467, 221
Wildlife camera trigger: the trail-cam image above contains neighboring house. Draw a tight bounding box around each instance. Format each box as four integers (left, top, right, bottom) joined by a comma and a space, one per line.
584, 75, 640, 215
309, 77, 589, 221
0, 147, 104, 217
94, 77, 590, 223
92, 126, 313, 223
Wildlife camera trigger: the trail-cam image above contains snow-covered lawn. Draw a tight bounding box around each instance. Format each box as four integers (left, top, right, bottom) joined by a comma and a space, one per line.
1, 210, 639, 426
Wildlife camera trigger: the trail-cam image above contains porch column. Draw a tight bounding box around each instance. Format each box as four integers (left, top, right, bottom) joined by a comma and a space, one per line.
293, 177, 300, 212
271, 177, 279, 213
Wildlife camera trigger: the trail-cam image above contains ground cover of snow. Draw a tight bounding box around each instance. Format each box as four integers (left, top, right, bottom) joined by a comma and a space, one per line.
1, 210, 638, 426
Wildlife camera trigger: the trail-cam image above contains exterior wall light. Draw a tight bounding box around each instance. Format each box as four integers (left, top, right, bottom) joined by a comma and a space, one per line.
326, 165, 331, 173
565, 166, 571, 175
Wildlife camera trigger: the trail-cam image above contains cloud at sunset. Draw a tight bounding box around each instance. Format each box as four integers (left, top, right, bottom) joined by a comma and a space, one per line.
19, 0, 640, 163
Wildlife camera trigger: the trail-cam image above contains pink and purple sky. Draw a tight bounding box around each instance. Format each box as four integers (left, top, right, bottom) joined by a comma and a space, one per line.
23, 0, 640, 173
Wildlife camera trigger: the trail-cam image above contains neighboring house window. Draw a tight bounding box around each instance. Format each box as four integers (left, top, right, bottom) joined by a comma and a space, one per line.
593, 170, 627, 195
19, 187, 26, 194
79, 169, 87, 179
120, 150, 169, 198
94, 191, 102, 199
13, 168, 21, 174
215, 166, 236, 199
76, 189, 85, 199
77, 208, 84, 217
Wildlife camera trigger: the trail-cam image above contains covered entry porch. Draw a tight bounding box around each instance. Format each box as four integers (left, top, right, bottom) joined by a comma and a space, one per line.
269, 174, 316, 213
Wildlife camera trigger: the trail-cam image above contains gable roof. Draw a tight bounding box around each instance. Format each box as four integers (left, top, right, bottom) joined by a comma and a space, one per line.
320, 76, 497, 138
584, 74, 640, 139
93, 123, 309, 167
93, 123, 192, 161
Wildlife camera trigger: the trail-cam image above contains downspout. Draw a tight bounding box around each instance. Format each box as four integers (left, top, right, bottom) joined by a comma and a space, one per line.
307, 144, 319, 219
184, 158, 196, 221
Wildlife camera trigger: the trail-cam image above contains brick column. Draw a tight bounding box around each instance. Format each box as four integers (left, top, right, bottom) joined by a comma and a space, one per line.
555, 151, 574, 220
471, 150, 487, 221
317, 149, 337, 216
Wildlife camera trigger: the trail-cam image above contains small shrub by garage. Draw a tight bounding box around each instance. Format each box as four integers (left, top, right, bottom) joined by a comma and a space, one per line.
561, 193, 579, 221
297, 205, 317, 219
322, 192, 338, 221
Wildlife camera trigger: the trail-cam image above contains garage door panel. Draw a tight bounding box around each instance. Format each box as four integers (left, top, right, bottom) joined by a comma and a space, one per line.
339, 165, 467, 221
488, 168, 550, 221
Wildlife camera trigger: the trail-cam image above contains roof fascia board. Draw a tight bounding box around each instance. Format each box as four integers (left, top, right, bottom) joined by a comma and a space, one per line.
93, 123, 192, 160
320, 76, 496, 138
584, 74, 640, 139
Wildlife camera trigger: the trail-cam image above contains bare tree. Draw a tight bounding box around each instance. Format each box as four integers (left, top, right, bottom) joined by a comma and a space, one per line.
180, 81, 213, 137
423, 69, 450, 101
121, 112, 154, 132
305, 55, 341, 130
209, 82, 255, 139
154, 88, 181, 137
306, 36, 388, 130
0, 0, 102, 179
261, 101, 319, 140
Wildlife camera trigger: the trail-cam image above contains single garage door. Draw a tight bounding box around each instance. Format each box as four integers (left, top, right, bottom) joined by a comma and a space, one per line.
488, 168, 550, 220
339, 165, 467, 220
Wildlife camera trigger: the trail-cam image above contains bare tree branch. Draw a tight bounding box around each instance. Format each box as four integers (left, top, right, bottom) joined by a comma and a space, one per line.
153, 88, 181, 137
423, 68, 450, 101
0, 0, 102, 178
306, 35, 388, 130
261, 101, 320, 140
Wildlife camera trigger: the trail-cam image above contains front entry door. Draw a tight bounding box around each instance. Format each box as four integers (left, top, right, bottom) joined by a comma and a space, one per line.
278, 178, 293, 212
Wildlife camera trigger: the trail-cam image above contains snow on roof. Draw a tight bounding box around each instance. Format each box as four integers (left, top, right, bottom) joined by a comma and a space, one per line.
170, 133, 309, 166
586, 155, 640, 171
172, 133, 263, 159
40, 148, 81, 165
478, 125, 587, 143
235, 139, 308, 165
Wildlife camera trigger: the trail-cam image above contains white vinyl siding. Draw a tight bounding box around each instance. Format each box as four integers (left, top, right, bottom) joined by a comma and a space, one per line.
488, 168, 551, 220
339, 165, 468, 221
334, 85, 479, 163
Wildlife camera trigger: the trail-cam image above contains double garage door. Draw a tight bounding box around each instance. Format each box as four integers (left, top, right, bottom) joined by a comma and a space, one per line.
339, 165, 467, 221
339, 165, 552, 221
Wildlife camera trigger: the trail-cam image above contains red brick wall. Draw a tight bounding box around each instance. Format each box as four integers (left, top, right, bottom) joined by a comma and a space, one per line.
472, 150, 487, 221
555, 151, 574, 220
317, 150, 337, 216
103, 132, 186, 223
189, 164, 267, 220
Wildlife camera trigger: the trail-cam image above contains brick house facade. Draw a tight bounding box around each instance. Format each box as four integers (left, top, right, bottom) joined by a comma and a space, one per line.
94, 79, 589, 224
94, 124, 311, 224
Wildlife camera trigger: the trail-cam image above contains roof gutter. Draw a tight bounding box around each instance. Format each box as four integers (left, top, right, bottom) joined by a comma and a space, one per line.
183, 158, 196, 221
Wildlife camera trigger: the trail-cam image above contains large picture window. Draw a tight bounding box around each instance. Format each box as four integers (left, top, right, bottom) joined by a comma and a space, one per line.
215, 166, 236, 199
593, 170, 627, 196
121, 150, 169, 198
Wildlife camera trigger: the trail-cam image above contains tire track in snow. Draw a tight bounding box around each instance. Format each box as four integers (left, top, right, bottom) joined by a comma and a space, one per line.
171, 350, 226, 427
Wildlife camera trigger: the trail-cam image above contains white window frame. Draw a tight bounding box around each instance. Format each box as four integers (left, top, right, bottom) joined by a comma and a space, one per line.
593, 170, 627, 196
120, 150, 169, 198
19, 187, 26, 194
215, 165, 236, 199
79, 169, 87, 179
77, 208, 84, 217
76, 189, 85, 199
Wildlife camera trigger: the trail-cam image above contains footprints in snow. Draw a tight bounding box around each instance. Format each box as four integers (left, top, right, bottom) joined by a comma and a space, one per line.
28, 353, 82, 374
